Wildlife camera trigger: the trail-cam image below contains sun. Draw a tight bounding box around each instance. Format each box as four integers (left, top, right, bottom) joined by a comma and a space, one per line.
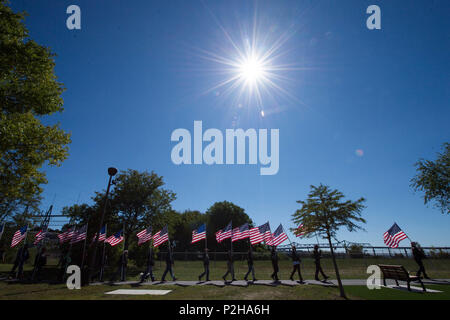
237, 55, 266, 85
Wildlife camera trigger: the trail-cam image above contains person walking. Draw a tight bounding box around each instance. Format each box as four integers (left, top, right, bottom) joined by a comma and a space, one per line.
270, 246, 279, 282
313, 244, 329, 281
289, 246, 304, 283
222, 250, 236, 282
161, 246, 176, 282
198, 248, 210, 282
33, 247, 48, 281
9, 243, 29, 280
244, 247, 257, 282
140, 249, 156, 283
412, 242, 430, 279
110, 250, 128, 282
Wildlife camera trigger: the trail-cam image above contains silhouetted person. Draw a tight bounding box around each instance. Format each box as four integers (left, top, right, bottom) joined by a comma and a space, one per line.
198, 249, 210, 282
412, 242, 430, 279
161, 247, 176, 281
222, 250, 236, 282
33, 247, 47, 281
289, 246, 303, 282
140, 250, 156, 283
110, 250, 128, 282
270, 247, 279, 281
244, 247, 257, 282
313, 245, 328, 281
0, 246, 5, 263
10, 243, 29, 279
57, 249, 71, 282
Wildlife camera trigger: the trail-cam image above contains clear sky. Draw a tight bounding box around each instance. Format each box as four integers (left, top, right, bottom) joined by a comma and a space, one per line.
11, 0, 450, 246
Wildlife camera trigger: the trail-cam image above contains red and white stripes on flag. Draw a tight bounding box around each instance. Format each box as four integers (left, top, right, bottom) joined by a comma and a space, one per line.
92, 225, 107, 243
58, 228, 75, 244
11, 226, 28, 248
266, 224, 288, 247
137, 227, 153, 245
70, 225, 87, 244
34, 229, 46, 245
383, 223, 408, 248
249, 222, 271, 245
153, 225, 169, 247
191, 224, 206, 244
105, 230, 124, 247
231, 223, 249, 242
216, 222, 232, 243
215, 230, 222, 243
295, 224, 305, 237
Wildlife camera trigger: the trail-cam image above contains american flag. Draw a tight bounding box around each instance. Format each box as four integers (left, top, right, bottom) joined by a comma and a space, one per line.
71, 225, 88, 244
215, 229, 222, 243
137, 226, 153, 245
383, 223, 408, 248
92, 225, 107, 243
231, 223, 249, 242
192, 224, 206, 244
249, 222, 271, 245
11, 225, 28, 247
34, 229, 47, 245
266, 224, 288, 247
217, 222, 232, 242
105, 230, 124, 247
153, 225, 169, 247
295, 224, 305, 237
58, 228, 75, 243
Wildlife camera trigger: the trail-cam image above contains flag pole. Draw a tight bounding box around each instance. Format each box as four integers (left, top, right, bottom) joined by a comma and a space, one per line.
80, 222, 89, 270
99, 224, 107, 281
205, 224, 207, 250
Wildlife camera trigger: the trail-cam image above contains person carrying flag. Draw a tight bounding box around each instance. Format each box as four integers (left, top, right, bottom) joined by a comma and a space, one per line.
110, 250, 128, 282
161, 243, 176, 282
9, 243, 29, 279
140, 249, 156, 283
222, 249, 236, 283
270, 246, 280, 282
313, 244, 329, 281
244, 247, 257, 282
289, 246, 304, 283
411, 242, 430, 279
198, 248, 210, 282
33, 247, 48, 281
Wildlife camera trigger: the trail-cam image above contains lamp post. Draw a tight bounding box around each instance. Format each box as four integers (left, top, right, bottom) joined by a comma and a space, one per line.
87, 167, 117, 284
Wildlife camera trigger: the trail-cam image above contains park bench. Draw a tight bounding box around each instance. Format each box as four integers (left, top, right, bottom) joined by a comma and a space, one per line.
377, 264, 426, 292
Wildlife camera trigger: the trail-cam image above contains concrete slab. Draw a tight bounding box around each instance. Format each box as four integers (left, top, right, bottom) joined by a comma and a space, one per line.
105, 289, 172, 295
383, 285, 442, 293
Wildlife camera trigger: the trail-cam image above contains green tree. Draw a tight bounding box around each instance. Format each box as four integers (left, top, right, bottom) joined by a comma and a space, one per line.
105, 169, 176, 250
205, 201, 253, 252
291, 184, 366, 298
411, 143, 450, 214
0, 0, 71, 220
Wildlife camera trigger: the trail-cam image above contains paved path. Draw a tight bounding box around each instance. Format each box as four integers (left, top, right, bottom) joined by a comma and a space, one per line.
92, 278, 450, 287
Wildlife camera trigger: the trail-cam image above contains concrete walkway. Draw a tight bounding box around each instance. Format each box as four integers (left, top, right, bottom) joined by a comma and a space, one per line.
92, 278, 450, 287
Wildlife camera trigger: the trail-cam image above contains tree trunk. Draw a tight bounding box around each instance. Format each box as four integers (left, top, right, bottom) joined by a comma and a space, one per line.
327, 232, 346, 299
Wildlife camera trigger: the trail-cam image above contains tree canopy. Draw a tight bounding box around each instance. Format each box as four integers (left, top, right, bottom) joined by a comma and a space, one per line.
291, 184, 366, 298
411, 142, 450, 214
0, 0, 71, 221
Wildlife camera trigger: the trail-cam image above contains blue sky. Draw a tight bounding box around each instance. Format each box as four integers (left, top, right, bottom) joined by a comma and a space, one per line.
11, 0, 449, 246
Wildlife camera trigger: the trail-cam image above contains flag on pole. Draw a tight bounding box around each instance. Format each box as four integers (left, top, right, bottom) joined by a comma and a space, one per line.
295, 224, 306, 237
92, 225, 107, 243
11, 225, 28, 247
105, 230, 124, 247
266, 224, 288, 247
153, 225, 169, 247
191, 224, 206, 244
383, 223, 408, 248
249, 222, 271, 245
217, 222, 232, 242
215, 229, 222, 243
137, 227, 153, 245
71, 225, 88, 244
58, 228, 75, 244
231, 223, 249, 242
34, 229, 47, 245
